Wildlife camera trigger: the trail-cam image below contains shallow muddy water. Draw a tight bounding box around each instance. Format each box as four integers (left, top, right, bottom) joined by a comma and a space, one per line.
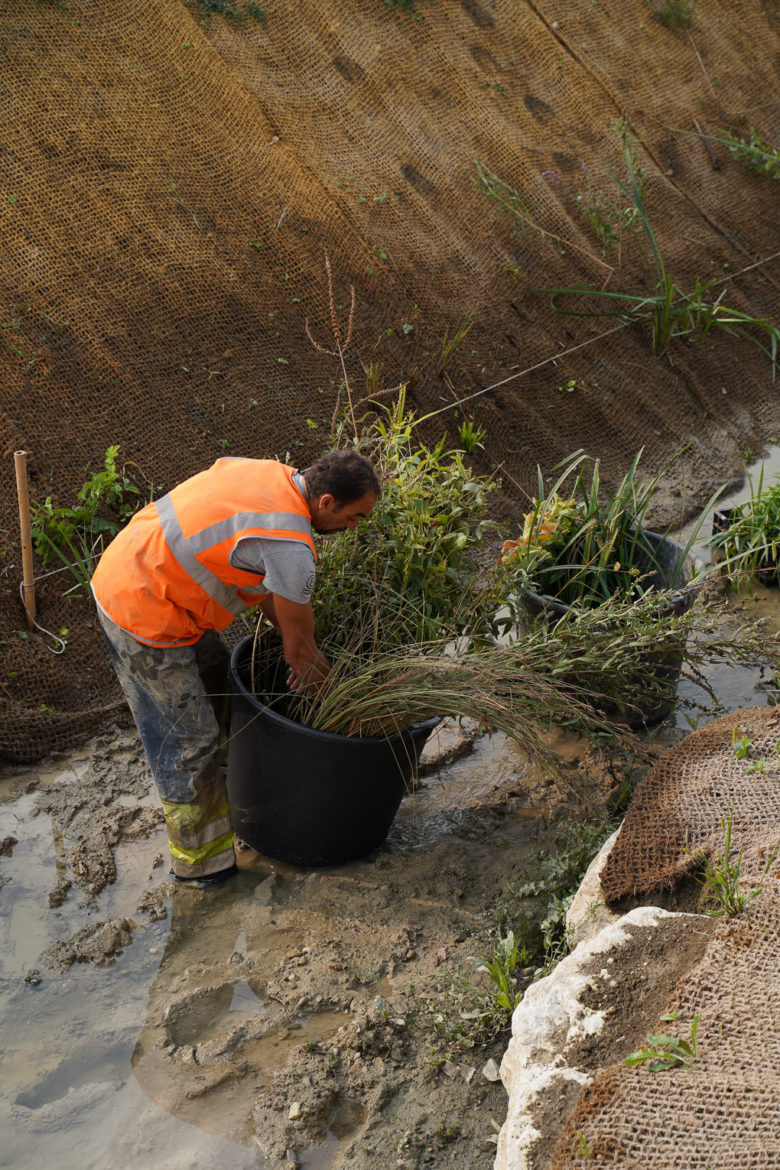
3, 454, 780, 1170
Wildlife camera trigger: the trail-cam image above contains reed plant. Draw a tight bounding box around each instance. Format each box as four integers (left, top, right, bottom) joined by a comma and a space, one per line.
708, 464, 780, 584
529, 148, 779, 376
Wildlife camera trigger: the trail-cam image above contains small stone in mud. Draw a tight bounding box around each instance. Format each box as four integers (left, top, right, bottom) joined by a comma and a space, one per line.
48, 876, 72, 908
482, 1058, 502, 1082
24, 969, 42, 987
254, 875, 277, 905
287, 1101, 302, 1120
0, 835, 18, 857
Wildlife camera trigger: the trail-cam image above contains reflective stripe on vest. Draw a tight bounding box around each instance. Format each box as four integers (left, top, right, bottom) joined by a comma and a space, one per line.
155, 494, 313, 618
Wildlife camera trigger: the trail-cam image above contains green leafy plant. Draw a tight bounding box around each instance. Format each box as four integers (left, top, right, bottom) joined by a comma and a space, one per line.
310, 389, 502, 655
690, 811, 778, 917
625, 1011, 700, 1071
457, 418, 486, 454
719, 126, 779, 179
708, 466, 780, 582
30, 446, 148, 595
471, 930, 528, 1016
418, 965, 511, 1066
732, 726, 751, 759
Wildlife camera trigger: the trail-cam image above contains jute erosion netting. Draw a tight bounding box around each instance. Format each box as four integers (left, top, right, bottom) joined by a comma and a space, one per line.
1, 1, 778, 761
544, 706, 780, 1168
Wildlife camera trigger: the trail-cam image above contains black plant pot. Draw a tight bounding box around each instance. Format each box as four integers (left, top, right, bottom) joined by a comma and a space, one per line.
520, 530, 697, 728
226, 636, 438, 867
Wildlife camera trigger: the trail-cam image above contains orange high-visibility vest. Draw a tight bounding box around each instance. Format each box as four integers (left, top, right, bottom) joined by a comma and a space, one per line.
92, 458, 316, 647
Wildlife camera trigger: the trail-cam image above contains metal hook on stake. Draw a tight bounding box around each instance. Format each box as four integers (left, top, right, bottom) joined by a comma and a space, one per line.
14, 450, 36, 628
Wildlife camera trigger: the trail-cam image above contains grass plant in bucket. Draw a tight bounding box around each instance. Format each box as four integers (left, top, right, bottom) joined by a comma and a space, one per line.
708, 465, 780, 587
497, 450, 708, 726
228, 633, 438, 867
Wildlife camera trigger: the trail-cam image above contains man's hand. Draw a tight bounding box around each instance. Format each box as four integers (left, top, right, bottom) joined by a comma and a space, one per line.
269, 594, 330, 697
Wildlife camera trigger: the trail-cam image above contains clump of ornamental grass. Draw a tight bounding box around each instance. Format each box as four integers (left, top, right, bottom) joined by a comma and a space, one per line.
708, 464, 780, 586
250, 586, 780, 770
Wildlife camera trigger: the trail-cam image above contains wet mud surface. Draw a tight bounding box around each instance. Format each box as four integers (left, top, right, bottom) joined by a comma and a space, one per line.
0, 721, 575, 1170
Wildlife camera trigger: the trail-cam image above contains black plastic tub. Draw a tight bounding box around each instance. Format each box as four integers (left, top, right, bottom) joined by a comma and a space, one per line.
520, 529, 698, 728
227, 636, 438, 867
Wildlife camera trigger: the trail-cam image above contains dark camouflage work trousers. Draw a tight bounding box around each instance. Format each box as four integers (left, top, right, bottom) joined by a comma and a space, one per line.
97, 609, 235, 880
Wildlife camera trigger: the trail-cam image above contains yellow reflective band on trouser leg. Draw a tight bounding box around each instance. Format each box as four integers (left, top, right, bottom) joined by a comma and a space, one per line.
161, 777, 236, 880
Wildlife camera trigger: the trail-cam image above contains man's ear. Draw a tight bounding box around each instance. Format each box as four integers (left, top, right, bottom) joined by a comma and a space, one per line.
317, 492, 337, 513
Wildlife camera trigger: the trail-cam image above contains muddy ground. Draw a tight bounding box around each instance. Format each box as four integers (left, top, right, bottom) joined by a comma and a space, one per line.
1, 642, 776, 1170
1, 716, 600, 1170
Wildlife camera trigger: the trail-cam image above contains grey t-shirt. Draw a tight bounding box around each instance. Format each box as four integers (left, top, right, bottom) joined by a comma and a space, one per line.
228, 470, 316, 604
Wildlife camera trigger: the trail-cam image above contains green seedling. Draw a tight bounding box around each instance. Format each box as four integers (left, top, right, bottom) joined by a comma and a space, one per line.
574, 1130, 594, 1158
732, 726, 751, 758
457, 418, 486, 454
438, 312, 473, 372
625, 1011, 700, 1071
472, 930, 527, 1015
691, 813, 778, 917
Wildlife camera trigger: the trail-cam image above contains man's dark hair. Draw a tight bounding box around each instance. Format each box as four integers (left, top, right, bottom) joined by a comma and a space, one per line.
304, 449, 381, 504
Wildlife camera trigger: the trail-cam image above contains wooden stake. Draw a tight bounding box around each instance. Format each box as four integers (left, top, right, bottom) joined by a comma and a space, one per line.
14, 450, 36, 628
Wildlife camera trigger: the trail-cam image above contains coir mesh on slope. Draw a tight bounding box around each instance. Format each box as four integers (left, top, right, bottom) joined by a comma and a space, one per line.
547, 706, 780, 1168
1, 1, 778, 760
